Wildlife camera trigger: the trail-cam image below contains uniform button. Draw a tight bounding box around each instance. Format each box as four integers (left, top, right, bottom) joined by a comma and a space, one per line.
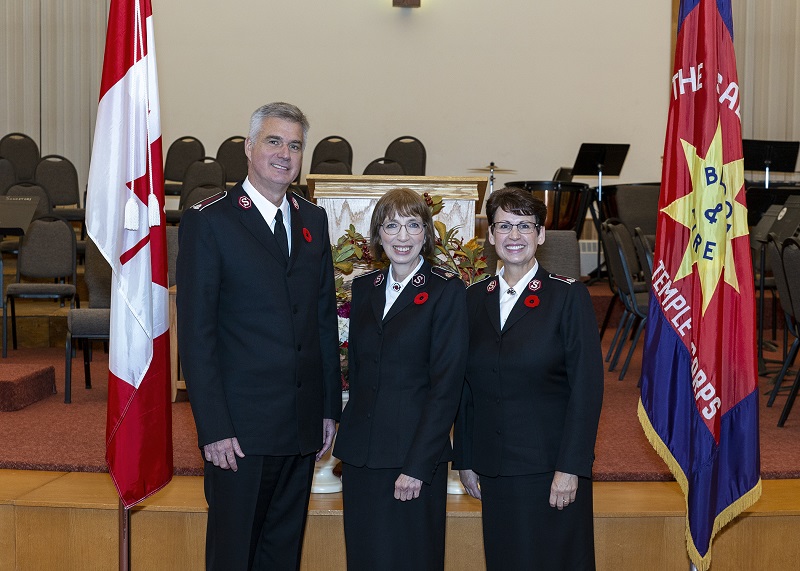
297, 344, 302, 351
293, 306, 299, 314
377, 329, 382, 335
296, 381, 302, 388
372, 385, 377, 391
492, 367, 498, 373
367, 413, 372, 419
496, 399, 501, 404
373, 358, 378, 364
496, 429, 501, 435
496, 337, 500, 343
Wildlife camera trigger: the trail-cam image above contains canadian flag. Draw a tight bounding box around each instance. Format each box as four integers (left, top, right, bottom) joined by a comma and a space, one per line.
86, 0, 173, 508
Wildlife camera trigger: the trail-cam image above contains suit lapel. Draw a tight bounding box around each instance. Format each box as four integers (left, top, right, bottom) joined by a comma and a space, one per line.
502, 269, 545, 333
370, 269, 389, 325
232, 186, 287, 267
287, 195, 303, 271
382, 261, 429, 324
483, 277, 502, 336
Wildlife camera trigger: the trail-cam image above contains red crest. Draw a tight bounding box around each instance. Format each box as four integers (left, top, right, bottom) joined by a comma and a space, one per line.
528, 279, 542, 292
374, 273, 385, 286
487, 280, 497, 293
412, 273, 426, 287
238, 196, 252, 209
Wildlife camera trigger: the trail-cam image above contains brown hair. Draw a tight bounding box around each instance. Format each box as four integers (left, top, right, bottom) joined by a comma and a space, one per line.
486, 187, 548, 229
369, 188, 435, 261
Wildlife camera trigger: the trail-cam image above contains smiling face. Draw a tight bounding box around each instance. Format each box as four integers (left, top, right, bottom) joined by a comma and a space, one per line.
379, 213, 425, 281
488, 207, 545, 275
245, 116, 304, 205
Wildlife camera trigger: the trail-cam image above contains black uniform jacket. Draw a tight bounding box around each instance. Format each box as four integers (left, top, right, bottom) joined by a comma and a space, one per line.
453, 266, 603, 478
176, 183, 341, 456
334, 261, 468, 484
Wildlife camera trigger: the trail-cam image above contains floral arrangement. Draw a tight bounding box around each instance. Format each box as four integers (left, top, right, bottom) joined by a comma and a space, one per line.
332, 194, 490, 390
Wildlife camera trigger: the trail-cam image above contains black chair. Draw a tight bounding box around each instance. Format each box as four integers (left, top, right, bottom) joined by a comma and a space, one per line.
216, 136, 248, 185
602, 221, 649, 380
3, 217, 77, 358
766, 234, 798, 410
0, 132, 39, 182
164, 136, 205, 195
384, 136, 426, 176
311, 159, 351, 175
65, 238, 111, 403
771, 237, 800, 427
165, 159, 226, 224
0, 157, 16, 194
633, 227, 654, 284
363, 157, 405, 176
34, 155, 85, 222
309, 136, 353, 174
602, 183, 660, 244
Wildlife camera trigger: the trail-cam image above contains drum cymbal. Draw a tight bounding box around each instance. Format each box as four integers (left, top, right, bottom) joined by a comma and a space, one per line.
468, 163, 517, 174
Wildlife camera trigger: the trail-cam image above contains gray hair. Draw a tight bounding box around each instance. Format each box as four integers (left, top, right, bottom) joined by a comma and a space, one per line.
248, 102, 310, 149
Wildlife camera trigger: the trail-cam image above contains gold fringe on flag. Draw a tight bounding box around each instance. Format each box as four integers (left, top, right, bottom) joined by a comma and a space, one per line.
637, 399, 762, 571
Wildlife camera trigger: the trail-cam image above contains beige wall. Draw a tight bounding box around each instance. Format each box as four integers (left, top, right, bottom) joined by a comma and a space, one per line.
1, 1, 675, 194
153, 0, 672, 188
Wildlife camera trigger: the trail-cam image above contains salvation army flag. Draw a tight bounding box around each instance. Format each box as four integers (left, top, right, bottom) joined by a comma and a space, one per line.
638, 1, 761, 569
86, 0, 173, 508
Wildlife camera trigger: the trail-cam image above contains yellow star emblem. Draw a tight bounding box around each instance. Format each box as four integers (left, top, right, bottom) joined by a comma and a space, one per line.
661, 121, 748, 314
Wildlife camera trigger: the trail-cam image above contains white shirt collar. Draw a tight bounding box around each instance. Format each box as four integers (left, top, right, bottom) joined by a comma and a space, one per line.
383, 257, 425, 318
243, 177, 291, 254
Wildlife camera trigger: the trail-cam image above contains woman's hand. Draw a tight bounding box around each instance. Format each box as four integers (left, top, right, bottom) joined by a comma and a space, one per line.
459, 469, 481, 500
394, 473, 423, 501
549, 471, 577, 510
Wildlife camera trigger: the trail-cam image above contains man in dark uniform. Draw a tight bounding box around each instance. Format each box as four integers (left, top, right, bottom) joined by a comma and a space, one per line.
177, 102, 341, 570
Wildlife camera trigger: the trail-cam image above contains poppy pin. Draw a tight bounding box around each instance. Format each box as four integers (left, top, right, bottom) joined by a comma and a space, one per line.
303, 228, 312, 242
414, 292, 429, 305
524, 295, 540, 308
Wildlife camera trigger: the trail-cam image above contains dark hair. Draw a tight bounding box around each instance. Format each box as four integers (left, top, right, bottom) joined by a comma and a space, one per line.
248, 102, 310, 149
369, 188, 435, 261
486, 187, 548, 229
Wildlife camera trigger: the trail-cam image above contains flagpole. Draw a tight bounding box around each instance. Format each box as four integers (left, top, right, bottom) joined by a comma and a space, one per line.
119, 500, 130, 571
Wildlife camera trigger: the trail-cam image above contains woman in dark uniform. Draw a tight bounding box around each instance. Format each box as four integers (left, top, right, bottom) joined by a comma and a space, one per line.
334, 188, 468, 570
453, 187, 604, 570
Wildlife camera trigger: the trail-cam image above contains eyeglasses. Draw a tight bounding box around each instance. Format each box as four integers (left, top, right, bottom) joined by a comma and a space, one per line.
491, 221, 542, 234
380, 221, 426, 235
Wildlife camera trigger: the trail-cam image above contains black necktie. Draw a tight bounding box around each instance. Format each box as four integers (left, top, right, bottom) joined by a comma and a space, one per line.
274, 209, 289, 260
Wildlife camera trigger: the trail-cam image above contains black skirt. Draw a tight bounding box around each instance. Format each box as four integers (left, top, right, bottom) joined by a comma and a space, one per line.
479, 471, 595, 571
341, 462, 448, 571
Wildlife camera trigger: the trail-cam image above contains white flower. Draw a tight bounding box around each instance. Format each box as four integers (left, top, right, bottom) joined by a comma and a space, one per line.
337, 316, 349, 345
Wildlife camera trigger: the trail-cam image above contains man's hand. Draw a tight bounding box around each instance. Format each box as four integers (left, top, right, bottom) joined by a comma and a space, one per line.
203, 437, 245, 471
394, 473, 423, 501
315, 418, 337, 461
459, 469, 481, 500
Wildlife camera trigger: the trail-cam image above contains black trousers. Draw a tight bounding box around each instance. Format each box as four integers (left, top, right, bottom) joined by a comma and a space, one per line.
204, 453, 314, 571
479, 472, 596, 571
341, 462, 448, 571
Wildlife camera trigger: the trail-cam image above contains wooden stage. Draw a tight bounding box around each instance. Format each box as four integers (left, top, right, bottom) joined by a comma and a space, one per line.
2, 470, 799, 570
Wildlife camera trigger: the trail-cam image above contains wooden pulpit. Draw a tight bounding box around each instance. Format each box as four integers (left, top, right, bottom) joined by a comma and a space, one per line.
306, 175, 488, 242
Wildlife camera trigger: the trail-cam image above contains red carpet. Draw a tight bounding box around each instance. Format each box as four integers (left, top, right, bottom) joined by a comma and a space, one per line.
0, 337, 798, 480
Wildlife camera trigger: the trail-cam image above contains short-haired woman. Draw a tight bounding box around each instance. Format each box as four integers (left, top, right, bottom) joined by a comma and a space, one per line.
453, 186, 604, 570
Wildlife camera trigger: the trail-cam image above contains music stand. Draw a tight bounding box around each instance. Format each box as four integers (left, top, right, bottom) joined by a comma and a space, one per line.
571, 143, 630, 281
743, 139, 800, 189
